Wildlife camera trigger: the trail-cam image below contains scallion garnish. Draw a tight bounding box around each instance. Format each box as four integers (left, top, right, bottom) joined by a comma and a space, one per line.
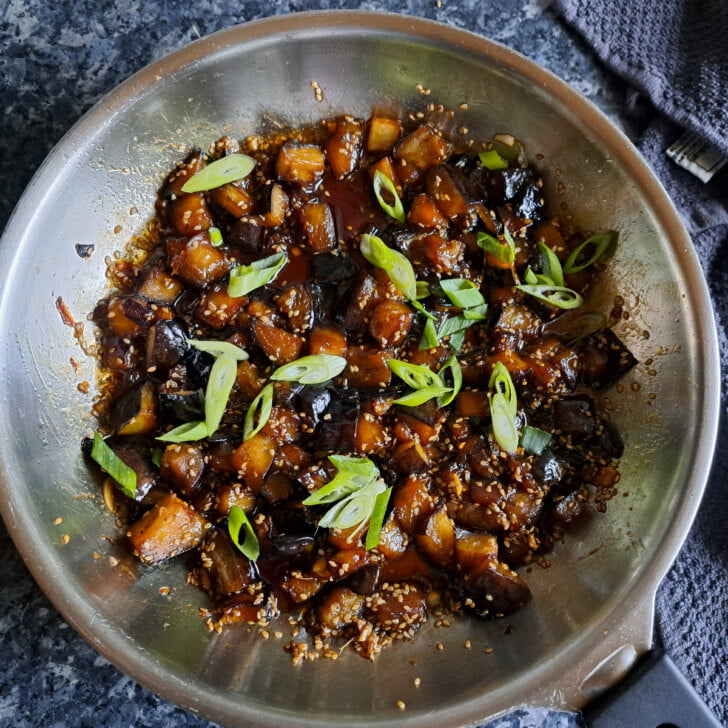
479, 149, 508, 170
186, 338, 248, 361
328, 454, 379, 478
228, 251, 287, 298
204, 353, 238, 436
156, 420, 210, 444
302, 456, 388, 549
515, 284, 583, 310
463, 303, 488, 320
387, 360, 443, 390
415, 281, 431, 299
489, 392, 519, 453
488, 363, 518, 453
359, 233, 417, 300
208, 226, 224, 247
488, 361, 517, 417
437, 355, 463, 407
157, 352, 237, 443
372, 170, 405, 223
365, 487, 393, 550
228, 505, 260, 561
151, 447, 163, 468
419, 318, 439, 350
359, 232, 393, 269
520, 425, 553, 455
410, 299, 436, 320
393, 386, 451, 407
537, 241, 565, 287
90, 432, 137, 499
449, 329, 467, 351
271, 354, 347, 385
440, 278, 485, 309
477, 230, 515, 265
181, 154, 256, 193
437, 314, 473, 351
243, 382, 274, 441
563, 232, 617, 274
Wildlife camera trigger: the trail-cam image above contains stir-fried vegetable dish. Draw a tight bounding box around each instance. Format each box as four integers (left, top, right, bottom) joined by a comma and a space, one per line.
85, 112, 636, 660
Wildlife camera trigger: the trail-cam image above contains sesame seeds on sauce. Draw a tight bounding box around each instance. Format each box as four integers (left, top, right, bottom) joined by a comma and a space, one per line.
86, 107, 636, 666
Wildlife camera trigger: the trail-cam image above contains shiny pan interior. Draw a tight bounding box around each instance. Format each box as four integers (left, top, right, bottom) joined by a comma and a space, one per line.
0, 11, 719, 728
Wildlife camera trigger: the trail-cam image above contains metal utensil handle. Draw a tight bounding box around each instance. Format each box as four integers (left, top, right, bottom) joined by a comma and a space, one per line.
582, 649, 723, 727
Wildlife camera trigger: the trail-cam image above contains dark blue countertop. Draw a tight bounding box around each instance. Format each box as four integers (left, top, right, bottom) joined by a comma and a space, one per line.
0, 2, 725, 727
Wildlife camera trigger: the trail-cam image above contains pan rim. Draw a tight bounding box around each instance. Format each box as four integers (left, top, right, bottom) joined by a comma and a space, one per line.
0, 10, 720, 728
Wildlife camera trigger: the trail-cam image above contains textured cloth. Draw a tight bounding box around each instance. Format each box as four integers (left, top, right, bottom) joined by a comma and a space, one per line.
554, 1, 728, 723
554, 0, 728, 156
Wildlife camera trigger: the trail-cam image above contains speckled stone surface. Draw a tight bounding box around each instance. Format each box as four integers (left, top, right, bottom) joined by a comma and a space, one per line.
0, 1, 725, 727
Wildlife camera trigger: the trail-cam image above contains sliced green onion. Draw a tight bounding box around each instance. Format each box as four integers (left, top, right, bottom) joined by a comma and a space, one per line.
318, 491, 371, 530
489, 392, 519, 453
372, 170, 405, 223
186, 338, 248, 361
437, 314, 473, 340
90, 432, 136, 499
365, 487, 393, 550
479, 149, 508, 170
488, 361, 517, 417
515, 284, 583, 310
360, 233, 394, 270
228, 251, 287, 298
271, 354, 347, 385
388, 249, 418, 300
419, 318, 439, 350
477, 231, 515, 265
393, 386, 451, 407
538, 241, 565, 287
303, 471, 372, 506
564, 232, 617, 274
437, 355, 463, 407
328, 454, 378, 478
151, 447, 163, 468
387, 360, 443, 390
359, 234, 417, 300
449, 329, 467, 351
415, 281, 431, 299
243, 382, 274, 441
157, 420, 209, 443
521, 425, 553, 455
204, 353, 238, 436
182, 154, 255, 193
208, 226, 224, 247
463, 303, 488, 321
491, 134, 528, 167
440, 278, 485, 309
228, 505, 260, 561
410, 299, 436, 320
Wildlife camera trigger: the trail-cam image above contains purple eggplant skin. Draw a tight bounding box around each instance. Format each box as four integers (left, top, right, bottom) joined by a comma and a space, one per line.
183, 348, 215, 388
532, 448, 564, 487
316, 393, 361, 453
296, 386, 331, 429
464, 562, 532, 618
580, 328, 638, 390
553, 395, 596, 437
346, 563, 382, 596
82, 435, 159, 502
227, 219, 264, 254
146, 319, 190, 372
313, 252, 357, 281
158, 389, 205, 424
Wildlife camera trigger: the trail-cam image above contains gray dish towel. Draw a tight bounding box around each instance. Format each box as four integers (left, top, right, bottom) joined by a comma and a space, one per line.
554, 0, 728, 723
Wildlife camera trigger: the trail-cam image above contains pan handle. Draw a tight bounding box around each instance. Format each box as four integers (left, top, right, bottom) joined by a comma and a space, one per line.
581, 648, 723, 728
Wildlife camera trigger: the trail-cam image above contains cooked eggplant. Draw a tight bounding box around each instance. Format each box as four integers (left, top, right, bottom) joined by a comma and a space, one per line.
86, 114, 633, 660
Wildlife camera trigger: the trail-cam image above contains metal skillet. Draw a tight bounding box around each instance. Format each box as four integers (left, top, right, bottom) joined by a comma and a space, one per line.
0, 11, 721, 728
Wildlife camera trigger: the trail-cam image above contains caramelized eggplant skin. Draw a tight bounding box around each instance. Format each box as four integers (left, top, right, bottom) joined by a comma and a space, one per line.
87, 114, 634, 659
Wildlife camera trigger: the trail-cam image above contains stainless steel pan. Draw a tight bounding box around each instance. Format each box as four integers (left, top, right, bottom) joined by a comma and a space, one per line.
0, 12, 720, 728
